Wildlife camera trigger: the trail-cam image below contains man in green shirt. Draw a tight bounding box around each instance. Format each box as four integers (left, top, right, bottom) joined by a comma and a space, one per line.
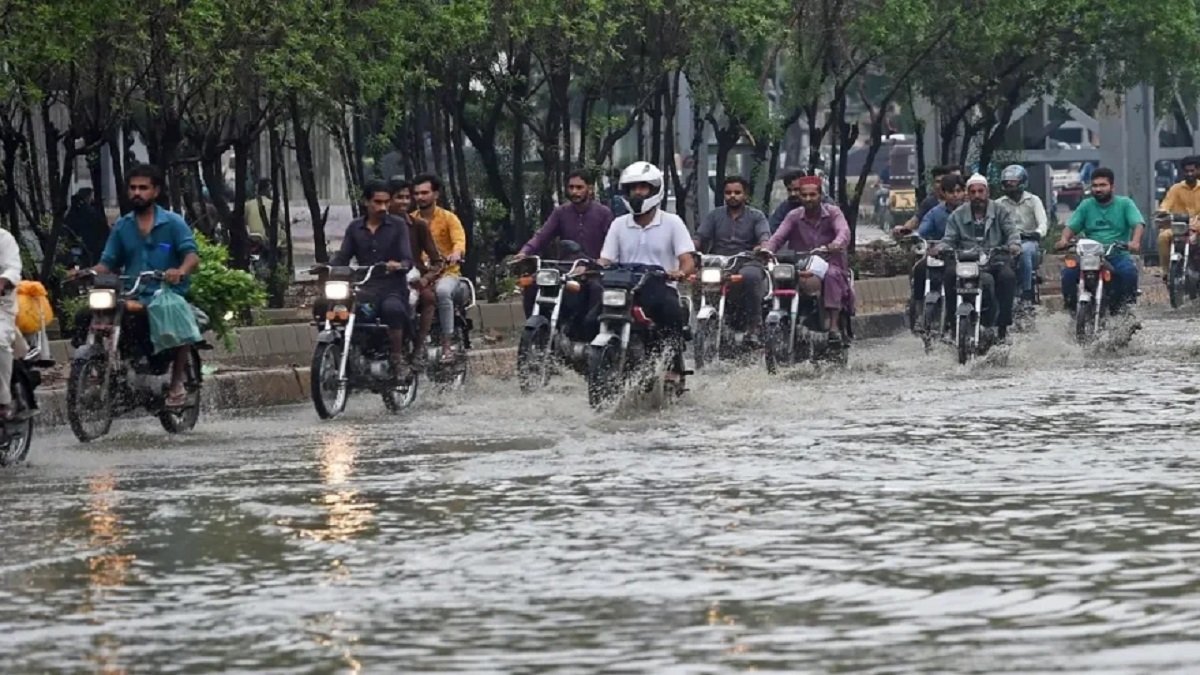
1054, 167, 1144, 312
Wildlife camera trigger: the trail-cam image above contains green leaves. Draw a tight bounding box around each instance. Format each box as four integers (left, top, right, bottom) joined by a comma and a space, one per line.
189, 233, 267, 348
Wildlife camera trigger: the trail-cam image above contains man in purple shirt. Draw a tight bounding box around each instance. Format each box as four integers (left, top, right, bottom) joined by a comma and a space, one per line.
513, 170, 614, 319
762, 176, 856, 341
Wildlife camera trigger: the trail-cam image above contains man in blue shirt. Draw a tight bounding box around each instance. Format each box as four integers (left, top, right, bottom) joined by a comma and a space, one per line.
92, 164, 201, 407
903, 174, 965, 331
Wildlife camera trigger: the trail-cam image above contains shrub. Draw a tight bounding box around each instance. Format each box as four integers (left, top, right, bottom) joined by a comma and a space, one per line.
189, 233, 267, 348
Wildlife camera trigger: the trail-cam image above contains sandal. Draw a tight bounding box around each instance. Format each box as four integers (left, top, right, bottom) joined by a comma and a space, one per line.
164, 389, 188, 408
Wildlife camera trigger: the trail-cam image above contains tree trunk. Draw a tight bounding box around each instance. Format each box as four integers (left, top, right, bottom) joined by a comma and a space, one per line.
762, 139, 782, 211
266, 124, 286, 307
106, 126, 128, 213
711, 121, 739, 208
428, 100, 445, 179
289, 98, 328, 263
578, 93, 593, 166
449, 112, 477, 279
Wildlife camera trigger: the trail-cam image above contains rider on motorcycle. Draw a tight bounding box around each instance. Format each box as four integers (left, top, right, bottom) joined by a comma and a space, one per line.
512, 169, 613, 332
389, 177, 443, 359
0, 227, 21, 420
899, 173, 965, 331
694, 175, 771, 340
760, 175, 854, 342
87, 164, 201, 408
1155, 155, 1200, 277
935, 173, 1020, 341
1054, 167, 1144, 313
411, 174, 467, 362
995, 165, 1048, 303
332, 179, 417, 376
592, 161, 696, 363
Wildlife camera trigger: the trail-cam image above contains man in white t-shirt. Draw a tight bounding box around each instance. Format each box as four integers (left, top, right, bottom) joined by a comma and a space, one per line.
593, 161, 696, 339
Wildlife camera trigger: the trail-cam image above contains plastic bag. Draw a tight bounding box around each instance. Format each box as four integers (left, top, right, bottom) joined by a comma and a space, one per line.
15, 280, 54, 334
148, 288, 202, 354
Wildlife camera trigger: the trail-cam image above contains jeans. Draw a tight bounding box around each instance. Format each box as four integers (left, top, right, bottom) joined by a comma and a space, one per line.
435, 276, 460, 337
585, 276, 685, 343
1061, 254, 1138, 312
943, 261, 1017, 328
1018, 240, 1041, 292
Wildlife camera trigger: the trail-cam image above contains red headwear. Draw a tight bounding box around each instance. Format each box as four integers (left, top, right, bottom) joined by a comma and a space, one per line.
797, 175, 822, 189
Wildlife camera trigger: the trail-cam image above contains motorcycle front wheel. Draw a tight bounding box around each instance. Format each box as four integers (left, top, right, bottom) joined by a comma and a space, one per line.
586, 342, 621, 408
311, 342, 348, 420
1169, 260, 1183, 308
67, 354, 114, 443
922, 300, 942, 354
693, 318, 714, 370
956, 316, 972, 365
517, 325, 551, 393
763, 323, 786, 375
0, 375, 35, 465
1075, 300, 1096, 345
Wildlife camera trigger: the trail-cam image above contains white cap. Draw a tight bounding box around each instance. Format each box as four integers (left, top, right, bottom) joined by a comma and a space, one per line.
966, 173, 989, 188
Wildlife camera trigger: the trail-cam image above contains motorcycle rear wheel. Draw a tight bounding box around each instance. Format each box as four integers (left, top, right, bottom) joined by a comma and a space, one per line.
158, 348, 202, 434
0, 376, 35, 465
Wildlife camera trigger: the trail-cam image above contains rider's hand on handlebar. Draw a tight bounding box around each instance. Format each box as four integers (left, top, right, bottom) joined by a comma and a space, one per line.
385, 260, 408, 273
1128, 239, 1142, 254
667, 269, 686, 282
163, 268, 185, 285
891, 225, 912, 238
510, 252, 527, 263
1008, 243, 1021, 256
447, 252, 463, 265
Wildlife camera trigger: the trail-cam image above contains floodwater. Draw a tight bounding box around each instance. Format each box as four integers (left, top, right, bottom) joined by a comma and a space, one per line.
4, 311, 1200, 673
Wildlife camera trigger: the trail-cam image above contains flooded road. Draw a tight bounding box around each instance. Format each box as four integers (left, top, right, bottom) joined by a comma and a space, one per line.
5, 312, 1200, 672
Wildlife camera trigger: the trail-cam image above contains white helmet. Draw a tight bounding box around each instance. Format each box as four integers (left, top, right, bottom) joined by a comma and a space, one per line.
618, 161, 665, 216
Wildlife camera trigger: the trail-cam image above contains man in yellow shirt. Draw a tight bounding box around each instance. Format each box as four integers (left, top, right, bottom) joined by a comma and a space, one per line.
1156, 156, 1200, 272
411, 174, 467, 360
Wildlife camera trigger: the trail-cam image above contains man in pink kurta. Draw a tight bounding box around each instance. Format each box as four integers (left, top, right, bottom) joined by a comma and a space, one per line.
761, 177, 856, 335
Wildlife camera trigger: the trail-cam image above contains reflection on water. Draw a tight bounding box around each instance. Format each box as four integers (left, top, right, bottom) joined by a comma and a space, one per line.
6, 315, 1200, 670
82, 472, 131, 675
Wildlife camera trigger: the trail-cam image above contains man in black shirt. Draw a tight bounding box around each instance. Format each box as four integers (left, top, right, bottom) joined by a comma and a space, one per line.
331, 180, 417, 375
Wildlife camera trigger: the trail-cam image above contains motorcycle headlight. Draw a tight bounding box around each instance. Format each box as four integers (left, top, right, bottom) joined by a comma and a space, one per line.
88, 289, 116, 311
324, 280, 351, 301
602, 289, 628, 308
956, 262, 979, 279
700, 267, 723, 284
771, 264, 796, 282
1081, 254, 1103, 271
535, 269, 561, 287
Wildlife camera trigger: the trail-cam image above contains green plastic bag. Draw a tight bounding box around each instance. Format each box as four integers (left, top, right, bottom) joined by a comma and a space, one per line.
148, 288, 202, 354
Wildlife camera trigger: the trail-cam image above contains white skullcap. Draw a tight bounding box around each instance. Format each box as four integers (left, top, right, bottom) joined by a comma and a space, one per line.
966, 173, 989, 188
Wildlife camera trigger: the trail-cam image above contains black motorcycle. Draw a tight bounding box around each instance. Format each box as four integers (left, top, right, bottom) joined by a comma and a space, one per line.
67, 271, 211, 442
510, 252, 593, 392
0, 329, 53, 466
308, 263, 420, 419
947, 247, 1011, 365
761, 249, 851, 371
585, 265, 688, 408
424, 277, 475, 390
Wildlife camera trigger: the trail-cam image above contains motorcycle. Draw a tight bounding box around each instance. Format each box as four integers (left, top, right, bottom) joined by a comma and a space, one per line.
510, 252, 593, 392
0, 329, 53, 466
424, 276, 476, 389
948, 247, 1011, 365
1062, 240, 1135, 345
308, 263, 419, 420
899, 234, 949, 353
67, 270, 210, 442
585, 265, 689, 408
1162, 214, 1198, 309
691, 251, 768, 369
761, 248, 850, 372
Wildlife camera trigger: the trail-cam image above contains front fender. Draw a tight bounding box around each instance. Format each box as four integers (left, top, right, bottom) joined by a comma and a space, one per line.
315, 328, 342, 344
923, 291, 943, 305
765, 310, 786, 327
523, 314, 551, 332
696, 305, 718, 321
71, 343, 104, 362
590, 330, 620, 348
956, 301, 976, 316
